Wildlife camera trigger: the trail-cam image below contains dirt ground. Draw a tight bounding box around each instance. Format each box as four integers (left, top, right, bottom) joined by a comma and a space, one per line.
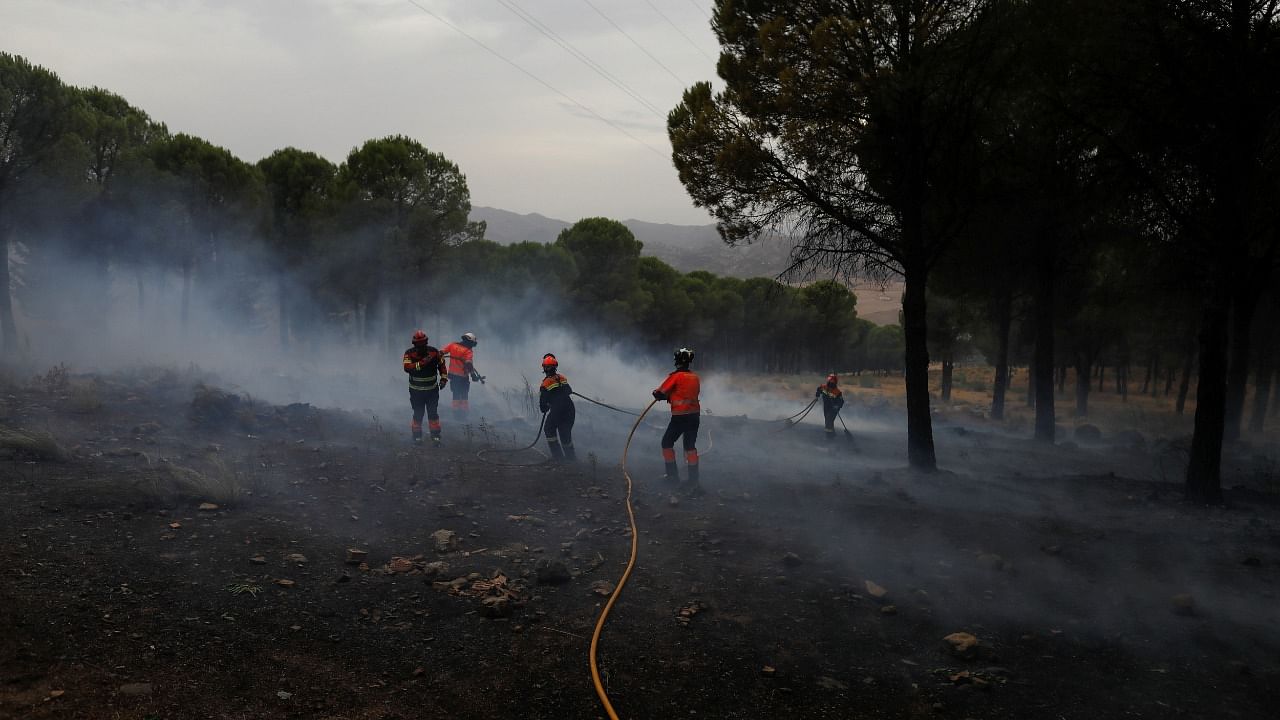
1, 366, 1278, 719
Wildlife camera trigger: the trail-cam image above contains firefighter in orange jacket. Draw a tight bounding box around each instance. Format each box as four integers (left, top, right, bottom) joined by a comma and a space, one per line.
652, 347, 702, 496
442, 332, 484, 418
538, 353, 577, 462
816, 373, 845, 441
402, 330, 447, 445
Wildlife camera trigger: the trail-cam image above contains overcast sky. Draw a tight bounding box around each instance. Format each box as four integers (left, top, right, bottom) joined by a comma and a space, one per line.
2, 0, 723, 225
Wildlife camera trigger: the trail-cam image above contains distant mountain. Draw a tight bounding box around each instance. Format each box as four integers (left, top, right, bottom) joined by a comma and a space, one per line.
469, 206, 793, 280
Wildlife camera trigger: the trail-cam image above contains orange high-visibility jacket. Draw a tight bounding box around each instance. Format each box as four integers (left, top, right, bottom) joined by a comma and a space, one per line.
656, 369, 701, 415
442, 342, 474, 377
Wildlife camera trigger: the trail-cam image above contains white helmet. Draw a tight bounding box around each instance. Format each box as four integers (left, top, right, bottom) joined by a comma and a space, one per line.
462, 332, 477, 344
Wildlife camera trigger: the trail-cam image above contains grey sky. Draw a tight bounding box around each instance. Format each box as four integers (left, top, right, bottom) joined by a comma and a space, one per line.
2, 0, 723, 224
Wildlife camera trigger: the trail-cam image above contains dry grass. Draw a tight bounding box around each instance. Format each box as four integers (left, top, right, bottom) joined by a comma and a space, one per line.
135, 457, 245, 505
0, 427, 68, 462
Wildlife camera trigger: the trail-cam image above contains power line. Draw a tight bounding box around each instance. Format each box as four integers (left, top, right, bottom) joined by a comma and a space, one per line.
582, 0, 688, 88
402, 0, 665, 157
685, 0, 711, 22
641, 0, 715, 62
496, 0, 664, 118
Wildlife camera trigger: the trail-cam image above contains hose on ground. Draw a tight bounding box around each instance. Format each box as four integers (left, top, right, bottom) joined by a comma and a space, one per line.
475, 412, 549, 466
589, 398, 656, 720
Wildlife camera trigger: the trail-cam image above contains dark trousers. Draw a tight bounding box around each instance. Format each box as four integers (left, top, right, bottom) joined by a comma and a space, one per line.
660, 413, 700, 481
544, 407, 576, 461
410, 389, 441, 440
823, 404, 838, 439
449, 375, 471, 415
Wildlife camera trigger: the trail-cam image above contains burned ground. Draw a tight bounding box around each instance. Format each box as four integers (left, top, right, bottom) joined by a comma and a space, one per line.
1, 369, 1278, 719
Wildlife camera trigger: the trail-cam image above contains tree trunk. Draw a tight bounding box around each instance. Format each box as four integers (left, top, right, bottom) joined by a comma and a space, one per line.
1057, 364, 1067, 394
1118, 363, 1128, 402
1250, 364, 1272, 433
1186, 286, 1229, 505
1223, 289, 1259, 442
1098, 365, 1105, 393
1164, 365, 1175, 397
940, 356, 954, 403
1026, 359, 1035, 407
1141, 355, 1153, 394
278, 276, 290, 350
1074, 354, 1091, 417
991, 293, 1012, 421
1176, 339, 1194, 414
1033, 245, 1056, 442
180, 257, 193, 335
0, 237, 16, 355
902, 263, 936, 471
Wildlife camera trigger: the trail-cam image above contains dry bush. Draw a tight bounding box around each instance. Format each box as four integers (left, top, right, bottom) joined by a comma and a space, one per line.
65, 380, 104, 414
0, 427, 68, 462
35, 363, 69, 395
189, 384, 255, 431
136, 457, 244, 505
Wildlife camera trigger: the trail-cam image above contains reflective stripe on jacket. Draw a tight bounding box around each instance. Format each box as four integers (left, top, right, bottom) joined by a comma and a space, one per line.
656, 370, 701, 415
403, 346, 446, 391
442, 342, 473, 377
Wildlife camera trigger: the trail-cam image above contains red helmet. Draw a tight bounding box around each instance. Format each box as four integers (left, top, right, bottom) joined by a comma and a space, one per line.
541, 353, 558, 368
412, 330, 428, 346
826, 373, 838, 385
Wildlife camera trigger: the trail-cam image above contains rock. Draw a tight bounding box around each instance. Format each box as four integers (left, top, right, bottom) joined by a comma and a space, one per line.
249, 555, 266, 565
880, 605, 898, 615
437, 503, 463, 518
864, 580, 888, 599
479, 595, 512, 618
49, 689, 65, 699
284, 553, 308, 564
760, 665, 777, 677
388, 557, 416, 574
274, 579, 296, 587
1074, 424, 1102, 442
977, 553, 1007, 571
431, 529, 457, 553
118, 683, 153, 696
345, 548, 368, 564
591, 580, 615, 596
782, 552, 804, 567
168, 522, 182, 529
423, 561, 448, 577
1171, 593, 1195, 616
276, 690, 292, 700
816, 676, 848, 690
197, 502, 219, 511
535, 559, 572, 585
1114, 429, 1146, 448
943, 632, 980, 655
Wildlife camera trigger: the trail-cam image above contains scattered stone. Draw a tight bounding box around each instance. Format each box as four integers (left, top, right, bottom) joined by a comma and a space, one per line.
1074, 424, 1101, 442
1171, 593, 1195, 616
412, 667, 426, 677
1040, 545, 1061, 556
197, 503, 219, 512
432, 529, 457, 553
168, 522, 182, 530
864, 580, 888, 599
760, 665, 777, 677
276, 690, 292, 700
880, 605, 898, 615
591, 580, 615, 596
943, 632, 980, 655
423, 561, 448, 577
437, 503, 463, 518
574, 529, 590, 540
479, 595, 513, 618
816, 676, 848, 690
676, 600, 708, 626
668, 495, 680, 507
274, 579, 296, 588
49, 690, 65, 699
345, 548, 368, 564
388, 556, 416, 574
535, 559, 572, 585
284, 553, 308, 564
118, 683, 153, 696
782, 552, 803, 567
250, 555, 266, 565
977, 553, 1007, 571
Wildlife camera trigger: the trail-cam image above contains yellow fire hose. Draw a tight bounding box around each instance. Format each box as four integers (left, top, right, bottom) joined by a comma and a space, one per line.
589, 397, 656, 719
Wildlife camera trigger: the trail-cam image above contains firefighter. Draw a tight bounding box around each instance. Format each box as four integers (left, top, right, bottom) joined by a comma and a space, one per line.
816, 373, 845, 441
442, 332, 484, 418
402, 330, 447, 445
538, 353, 577, 462
652, 347, 702, 496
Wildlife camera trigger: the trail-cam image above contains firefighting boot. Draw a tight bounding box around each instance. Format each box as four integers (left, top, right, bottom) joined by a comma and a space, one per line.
662, 448, 679, 483
547, 437, 565, 461
411, 420, 423, 443
563, 442, 577, 462
680, 454, 704, 497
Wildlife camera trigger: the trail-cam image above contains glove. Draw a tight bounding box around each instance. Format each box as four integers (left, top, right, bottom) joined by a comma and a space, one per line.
470, 371, 484, 382
439, 376, 448, 389
815, 388, 822, 398
652, 390, 666, 401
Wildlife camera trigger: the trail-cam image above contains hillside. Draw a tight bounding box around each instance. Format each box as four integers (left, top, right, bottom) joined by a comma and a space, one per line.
470, 206, 794, 280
